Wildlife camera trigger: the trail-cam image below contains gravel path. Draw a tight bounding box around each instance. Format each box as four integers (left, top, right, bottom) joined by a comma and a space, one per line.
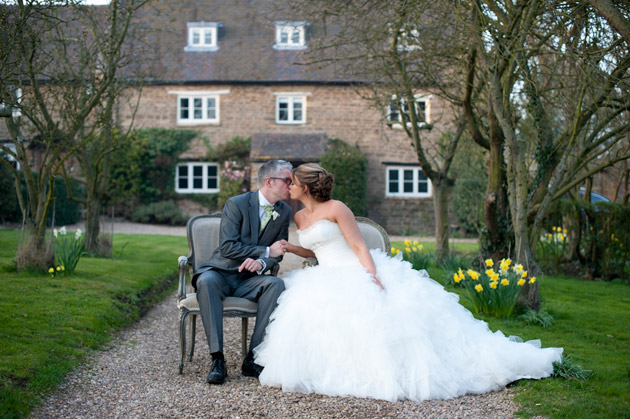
31, 221, 517, 418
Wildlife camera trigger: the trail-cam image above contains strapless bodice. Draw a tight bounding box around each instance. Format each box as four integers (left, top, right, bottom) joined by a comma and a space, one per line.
297, 219, 363, 268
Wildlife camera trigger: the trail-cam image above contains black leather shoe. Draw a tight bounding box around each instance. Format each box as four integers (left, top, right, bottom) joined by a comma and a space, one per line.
241, 357, 264, 378
207, 359, 227, 384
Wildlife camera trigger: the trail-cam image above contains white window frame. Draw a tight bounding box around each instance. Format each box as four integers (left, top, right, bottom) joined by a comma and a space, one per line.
385, 165, 432, 198
387, 94, 430, 128
175, 162, 219, 193
176, 94, 220, 125
0, 87, 22, 118
185, 22, 220, 52
275, 94, 306, 124
274, 21, 307, 50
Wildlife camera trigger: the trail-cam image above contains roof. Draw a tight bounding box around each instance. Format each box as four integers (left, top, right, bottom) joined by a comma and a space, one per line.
128, 0, 353, 84
250, 132, 327, 162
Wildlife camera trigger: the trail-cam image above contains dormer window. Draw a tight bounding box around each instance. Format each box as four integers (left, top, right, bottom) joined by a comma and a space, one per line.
185, 22, 220, 52
274, 21, 307, 50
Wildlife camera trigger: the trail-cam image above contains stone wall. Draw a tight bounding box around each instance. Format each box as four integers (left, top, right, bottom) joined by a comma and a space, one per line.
117, 83, 459, 232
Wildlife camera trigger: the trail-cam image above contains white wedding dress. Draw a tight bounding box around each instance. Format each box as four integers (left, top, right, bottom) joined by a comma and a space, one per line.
254, 219, 562, 402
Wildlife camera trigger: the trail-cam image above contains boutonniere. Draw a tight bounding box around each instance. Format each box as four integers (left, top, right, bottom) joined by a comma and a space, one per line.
272, 210, 280, 221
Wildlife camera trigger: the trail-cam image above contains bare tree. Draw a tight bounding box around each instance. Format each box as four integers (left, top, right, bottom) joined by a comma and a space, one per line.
0, 0, 148, 269
283, 0, 467, 260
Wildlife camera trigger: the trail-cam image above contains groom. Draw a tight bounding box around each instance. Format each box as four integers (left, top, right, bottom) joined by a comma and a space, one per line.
192, 159, 293, 384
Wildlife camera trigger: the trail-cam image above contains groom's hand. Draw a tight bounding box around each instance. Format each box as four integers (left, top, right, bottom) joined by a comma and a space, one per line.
239, 258, 262, 273
269, 240, 287, 258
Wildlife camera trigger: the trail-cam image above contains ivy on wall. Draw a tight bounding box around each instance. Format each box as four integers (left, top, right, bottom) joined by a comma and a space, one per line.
320, 138, 367, 216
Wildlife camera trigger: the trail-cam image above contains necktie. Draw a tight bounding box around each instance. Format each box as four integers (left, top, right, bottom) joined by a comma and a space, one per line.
260, 205, 274, 232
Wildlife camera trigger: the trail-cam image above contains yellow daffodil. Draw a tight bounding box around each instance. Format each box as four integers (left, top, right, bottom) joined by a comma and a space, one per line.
504, 258, 512, 266
396, 249, 401, 254
470, 271, 479, 280
404, 240, 411, 246
491, 273, 499, 282
61, 266, 65, 271
500, 263, 509, 272
418, 244, 423, 251
413, 240, 419, 246
501, 279, 509, 286
518, 278, 525, 286
557, 233, 565, 240
475, 284, 483, 292
458, 268, 464, 276
453, 274, 461, 283
467, 269, 474, 277
563, 228, 568, 235
56, 266, 61, 271
391, 247, 396, 253
514, 264, 523, 273
486, 268, 495, 276
405, 247, 411, 252
485, 259, 493, 267
412, 247, 418, 252
552, 226, 557, 232
522, 271, 528, 278
490, 281, 498, 289
548, 233, 553, 239
529, 277, 537, 284
48, 267, 54, 273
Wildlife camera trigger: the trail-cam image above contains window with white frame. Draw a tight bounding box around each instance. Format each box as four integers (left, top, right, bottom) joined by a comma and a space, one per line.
185, 22, 220, 51
387, 95, 429, 127
395, 24, 421, 51
276, 95, 305, 124
386, 166, 431, 197
274, 22, 307, 49
177, 94, 219, 124
176, 162, 219, 193
0, 87, 22, 118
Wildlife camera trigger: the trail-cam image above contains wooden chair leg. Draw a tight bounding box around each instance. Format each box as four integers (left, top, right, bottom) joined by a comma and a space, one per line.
178, 311, 188, 374
241, 317, 248, 358
188, 314, 196, 362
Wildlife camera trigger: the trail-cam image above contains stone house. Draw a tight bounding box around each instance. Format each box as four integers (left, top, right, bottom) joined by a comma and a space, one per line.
111, 0, 462, 235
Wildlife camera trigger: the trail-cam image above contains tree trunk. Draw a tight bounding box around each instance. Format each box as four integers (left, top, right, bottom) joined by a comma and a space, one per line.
481, 111, 511, 260
84, 194, 101, 254
432, 177, 450, 262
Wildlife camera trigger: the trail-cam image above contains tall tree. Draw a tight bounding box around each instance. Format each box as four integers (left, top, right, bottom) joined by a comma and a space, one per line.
283, 0, 467, 260
0, 0, 148, 268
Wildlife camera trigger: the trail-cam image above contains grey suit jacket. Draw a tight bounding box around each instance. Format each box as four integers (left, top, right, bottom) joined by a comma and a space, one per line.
192, 191, 291, 288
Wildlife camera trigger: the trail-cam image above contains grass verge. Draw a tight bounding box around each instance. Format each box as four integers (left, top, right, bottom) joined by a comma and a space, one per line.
0, 230, 187, 419
392, 239, 630, 418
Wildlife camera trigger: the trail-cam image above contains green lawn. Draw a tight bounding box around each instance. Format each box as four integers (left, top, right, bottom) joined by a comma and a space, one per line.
1, 233, 628, 418
0, 230, 188, 419
393, 239, 630, 418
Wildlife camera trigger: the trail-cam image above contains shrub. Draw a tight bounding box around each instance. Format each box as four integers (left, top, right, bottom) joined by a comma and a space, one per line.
47, 176, 83, 227
131, 200, 187, 226
320, 138, 367, 216
451, 135, 487, 235
0, 163, 21, 224
452, 257, 535, 318
107, 129, 196, 216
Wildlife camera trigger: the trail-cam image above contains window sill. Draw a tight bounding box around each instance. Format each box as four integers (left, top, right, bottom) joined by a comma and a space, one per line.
273, 44, 307, 50
184, 46, 219, 52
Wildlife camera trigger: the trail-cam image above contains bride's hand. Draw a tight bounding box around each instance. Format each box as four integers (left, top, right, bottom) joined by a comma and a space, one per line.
373, 274, 385, 291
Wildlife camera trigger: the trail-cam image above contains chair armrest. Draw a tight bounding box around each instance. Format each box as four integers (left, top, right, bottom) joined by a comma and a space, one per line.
178, 256, 189, 301
271, 264, 280, 276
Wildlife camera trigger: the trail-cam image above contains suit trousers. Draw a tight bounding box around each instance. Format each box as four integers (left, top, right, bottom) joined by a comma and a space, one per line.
195, 268, 285, 355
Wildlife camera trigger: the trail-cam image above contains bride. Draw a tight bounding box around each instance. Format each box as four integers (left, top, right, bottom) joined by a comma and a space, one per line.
254, 163, 562, 402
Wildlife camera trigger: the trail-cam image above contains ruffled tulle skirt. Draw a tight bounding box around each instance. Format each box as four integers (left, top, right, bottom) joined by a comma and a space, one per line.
254, 251, 562, 402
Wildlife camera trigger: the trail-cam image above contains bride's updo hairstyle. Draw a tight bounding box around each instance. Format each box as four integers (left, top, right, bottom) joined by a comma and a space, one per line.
293, 163, 334, 202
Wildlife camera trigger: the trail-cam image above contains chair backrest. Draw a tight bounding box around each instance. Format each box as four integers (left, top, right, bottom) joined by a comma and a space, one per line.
356, 216, 391, 254
186, 213, 222, 271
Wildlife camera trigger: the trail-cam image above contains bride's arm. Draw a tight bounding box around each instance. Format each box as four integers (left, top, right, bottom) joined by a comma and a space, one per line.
332, 201, 384, 290
278, 240, 315, 258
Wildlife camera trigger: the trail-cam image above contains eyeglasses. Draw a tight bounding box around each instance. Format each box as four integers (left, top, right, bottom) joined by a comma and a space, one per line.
269, 177, 293, 186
